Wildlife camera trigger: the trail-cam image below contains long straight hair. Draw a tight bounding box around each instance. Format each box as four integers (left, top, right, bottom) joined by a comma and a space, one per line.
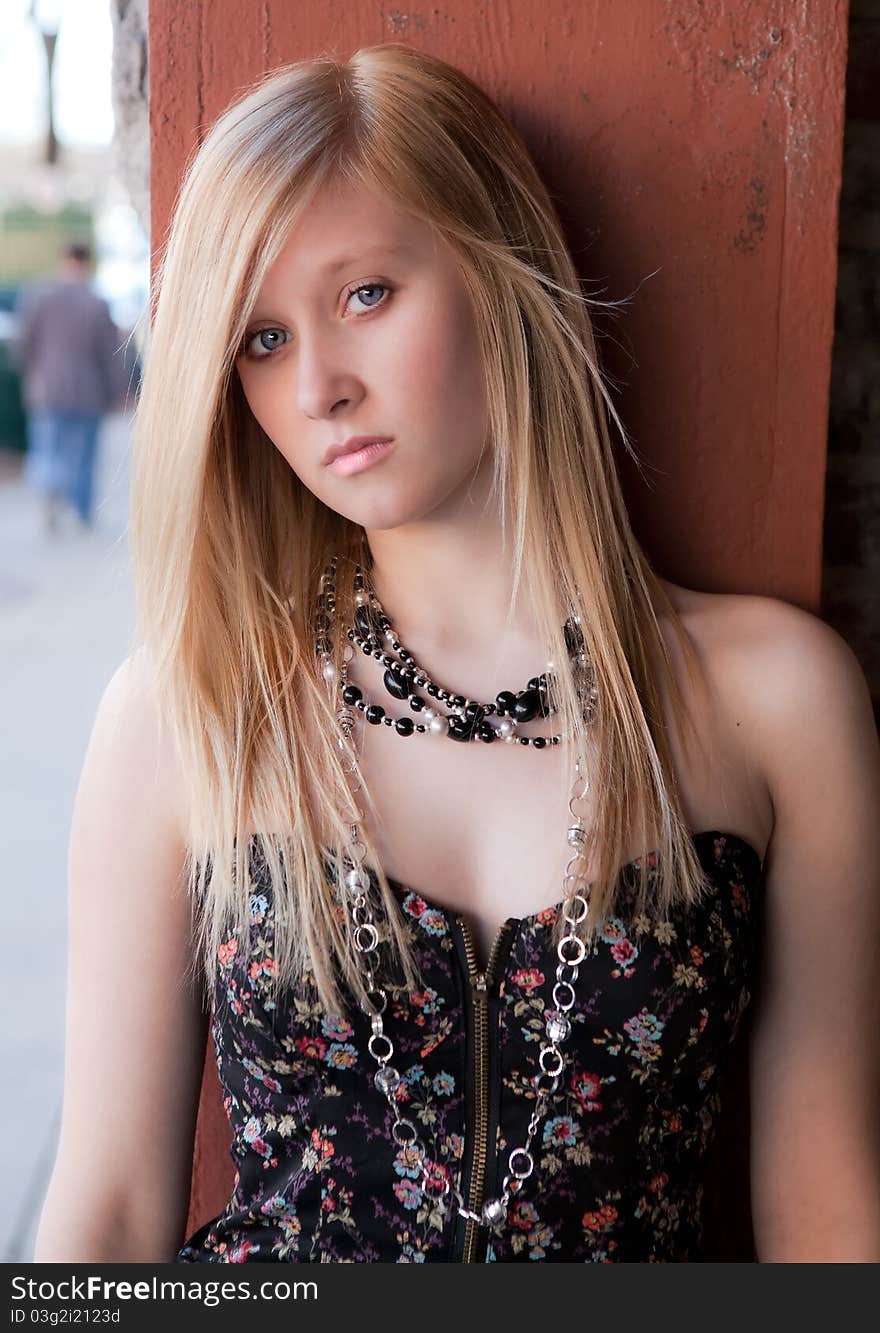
129, 43, 713, 1021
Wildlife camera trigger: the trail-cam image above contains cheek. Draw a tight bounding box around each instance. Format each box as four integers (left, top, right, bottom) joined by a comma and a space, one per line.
236, 370, 286, 443
389, 292, 487, 450
236, 368, 315, 485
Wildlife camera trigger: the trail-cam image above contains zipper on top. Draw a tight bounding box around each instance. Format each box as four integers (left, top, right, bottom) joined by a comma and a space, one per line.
453, 914, 516, 1264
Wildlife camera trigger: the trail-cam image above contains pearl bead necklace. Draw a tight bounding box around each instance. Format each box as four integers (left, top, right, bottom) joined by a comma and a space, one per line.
316, 556, 598, 748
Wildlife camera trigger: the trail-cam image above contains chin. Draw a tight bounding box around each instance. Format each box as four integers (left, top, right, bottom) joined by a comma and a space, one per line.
323, 485, 438, 534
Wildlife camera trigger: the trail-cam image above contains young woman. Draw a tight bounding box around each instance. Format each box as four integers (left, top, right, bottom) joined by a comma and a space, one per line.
34, 45, 880, 1264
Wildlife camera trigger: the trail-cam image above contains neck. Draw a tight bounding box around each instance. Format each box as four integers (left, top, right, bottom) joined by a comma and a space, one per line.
354, 471, 555, 703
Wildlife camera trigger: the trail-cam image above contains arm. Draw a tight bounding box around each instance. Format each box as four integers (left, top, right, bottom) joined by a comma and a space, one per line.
746, 600, 880, 1261
33, 650, 210, 1262
95, 299, 128, 411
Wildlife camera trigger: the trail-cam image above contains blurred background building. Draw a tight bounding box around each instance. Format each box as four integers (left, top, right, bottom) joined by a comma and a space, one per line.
0, 0, 148, 456
0, 0, 148, 1262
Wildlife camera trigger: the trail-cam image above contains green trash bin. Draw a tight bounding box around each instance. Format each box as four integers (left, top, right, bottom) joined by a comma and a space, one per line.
0, 324, 27, 455
0, 283, 27, 455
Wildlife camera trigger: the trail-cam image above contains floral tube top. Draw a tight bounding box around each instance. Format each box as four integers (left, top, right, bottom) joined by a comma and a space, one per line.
176, 829, 763, 1263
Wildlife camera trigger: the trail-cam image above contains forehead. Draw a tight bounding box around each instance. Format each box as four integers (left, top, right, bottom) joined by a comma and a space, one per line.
264, 181, 438, 279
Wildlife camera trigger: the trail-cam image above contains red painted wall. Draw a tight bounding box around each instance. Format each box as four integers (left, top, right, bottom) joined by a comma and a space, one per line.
147, 1, 848, 1258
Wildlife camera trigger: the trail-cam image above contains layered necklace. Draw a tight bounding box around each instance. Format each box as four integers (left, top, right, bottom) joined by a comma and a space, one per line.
314, 552, 600, 1234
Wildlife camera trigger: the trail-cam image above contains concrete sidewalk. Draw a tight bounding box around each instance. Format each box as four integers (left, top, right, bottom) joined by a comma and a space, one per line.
0, 412, 135, 1262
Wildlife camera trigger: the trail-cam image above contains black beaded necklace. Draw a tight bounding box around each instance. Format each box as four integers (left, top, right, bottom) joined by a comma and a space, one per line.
316, 556, 598, 748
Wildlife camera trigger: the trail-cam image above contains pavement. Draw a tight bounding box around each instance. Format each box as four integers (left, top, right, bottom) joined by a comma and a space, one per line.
0, 413, 135, 1262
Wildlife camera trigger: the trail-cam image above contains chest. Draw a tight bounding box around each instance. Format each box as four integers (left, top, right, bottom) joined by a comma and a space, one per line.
355, 719, 581, 968
300, 597, 771, 975
341, 714, 766, 980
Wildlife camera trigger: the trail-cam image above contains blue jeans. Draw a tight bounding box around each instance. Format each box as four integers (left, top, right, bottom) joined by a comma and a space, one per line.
24, 410, 102, 524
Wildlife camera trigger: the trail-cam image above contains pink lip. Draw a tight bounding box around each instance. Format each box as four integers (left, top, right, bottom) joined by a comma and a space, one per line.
325, 438, 395, 476
323, 435, 394, 466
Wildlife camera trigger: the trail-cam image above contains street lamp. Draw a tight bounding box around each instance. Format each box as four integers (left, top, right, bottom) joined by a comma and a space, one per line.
28, 0, 64, 166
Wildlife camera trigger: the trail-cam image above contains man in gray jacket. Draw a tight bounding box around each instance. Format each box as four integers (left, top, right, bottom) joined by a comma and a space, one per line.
15, 240, 127, 532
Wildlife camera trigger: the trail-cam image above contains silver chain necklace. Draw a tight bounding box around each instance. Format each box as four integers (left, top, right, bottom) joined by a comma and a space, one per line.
315, 553, 598, 1235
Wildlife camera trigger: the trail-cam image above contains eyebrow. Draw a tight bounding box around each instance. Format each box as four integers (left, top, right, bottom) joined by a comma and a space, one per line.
317, 242, 412, 273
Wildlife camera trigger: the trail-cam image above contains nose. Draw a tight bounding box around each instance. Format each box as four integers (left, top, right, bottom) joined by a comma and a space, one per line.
295, 328, 362, 422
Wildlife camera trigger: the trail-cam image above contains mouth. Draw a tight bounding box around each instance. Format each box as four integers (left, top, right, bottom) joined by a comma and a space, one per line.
323, 435, 394, 466
325, 439, 395, 477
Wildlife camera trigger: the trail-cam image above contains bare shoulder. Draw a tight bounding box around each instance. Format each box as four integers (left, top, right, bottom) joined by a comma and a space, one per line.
658, 577, 878, 829
660, 577, 870, 717
108, 645, 191, 847
661, 575, 853, 653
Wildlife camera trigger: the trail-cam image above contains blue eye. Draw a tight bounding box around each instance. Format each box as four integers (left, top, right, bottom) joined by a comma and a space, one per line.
346, 282, 388, 311
240, 282, 391, 361
243, 328, 290, 359
240, 327, 292, 359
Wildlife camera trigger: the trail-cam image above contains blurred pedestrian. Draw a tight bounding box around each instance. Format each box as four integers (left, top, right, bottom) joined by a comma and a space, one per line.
14, 240, 128, 533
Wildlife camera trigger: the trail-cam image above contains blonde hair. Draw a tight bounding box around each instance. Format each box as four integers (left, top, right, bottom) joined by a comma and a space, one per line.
130, 43, 712, 1021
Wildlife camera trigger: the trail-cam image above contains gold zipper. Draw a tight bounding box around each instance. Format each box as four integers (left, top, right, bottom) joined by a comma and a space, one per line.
457, 916, 510, 1264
